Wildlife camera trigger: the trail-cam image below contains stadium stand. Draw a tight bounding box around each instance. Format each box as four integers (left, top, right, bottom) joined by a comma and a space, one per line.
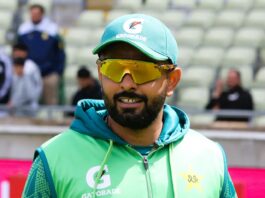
196, 0, 224, 11
250, 88, 265, 111
245, 9, 265, 29
113, 0, 142, 11
76, 10, 105, 28
177, 46, 194, 67
214, 10, 246, 29
183, 9, 216, 29
180, 66, 216, 88
105, 9, 131, 23
171, 0, 196, 10
64, 27, 92, 47
174, 27, 204, 48
251, 67, 265, 88
0, 12, 14, 30
233, 27, 264, 48
225, 0, 253, 11
221, 47, 257, 68
175, 86, 209, 110
143, 0, 169, 11
156, 10, 187, 29
202, 27, 235, 48
189, 46, 225, 67
253, 0, 265, 9
0, 0, 18, 12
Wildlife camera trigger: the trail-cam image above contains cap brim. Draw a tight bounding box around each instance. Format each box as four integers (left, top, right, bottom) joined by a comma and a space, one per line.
93, 38, 168, 61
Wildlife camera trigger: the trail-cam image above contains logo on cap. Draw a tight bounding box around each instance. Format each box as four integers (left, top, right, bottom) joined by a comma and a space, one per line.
123, 18, 144, 34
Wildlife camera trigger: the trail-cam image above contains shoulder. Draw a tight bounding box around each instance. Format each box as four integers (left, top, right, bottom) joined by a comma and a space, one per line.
24, 59, 40, 74
18, 18, 59, 36
18, 21, 34, 35
184, 129, 219, 147
181, 129, 223, 159
41, 129, 99, 153
242, 88, 252, 97
39, 18, 59, 36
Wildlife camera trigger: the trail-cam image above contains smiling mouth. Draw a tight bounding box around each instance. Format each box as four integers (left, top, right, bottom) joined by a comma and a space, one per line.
118, 97, 142, 103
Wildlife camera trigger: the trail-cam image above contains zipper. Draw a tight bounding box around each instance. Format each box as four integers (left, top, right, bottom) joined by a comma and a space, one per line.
125, 145, 164, 198
143, 156, 153, 198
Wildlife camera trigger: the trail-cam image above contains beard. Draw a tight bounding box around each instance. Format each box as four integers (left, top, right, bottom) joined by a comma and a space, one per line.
103, 90, 166, 130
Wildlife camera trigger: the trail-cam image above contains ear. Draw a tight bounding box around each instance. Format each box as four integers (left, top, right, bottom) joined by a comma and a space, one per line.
166, 67, 182, 97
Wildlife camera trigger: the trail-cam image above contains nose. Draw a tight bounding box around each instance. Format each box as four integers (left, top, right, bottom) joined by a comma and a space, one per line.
120, 74, 137, 90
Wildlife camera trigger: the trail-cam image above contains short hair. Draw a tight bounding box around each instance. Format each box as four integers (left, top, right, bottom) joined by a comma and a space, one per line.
77, 66, 91, 78
13, 43, 28, 52
13, 57, 26, 66
30, 4, 45, 14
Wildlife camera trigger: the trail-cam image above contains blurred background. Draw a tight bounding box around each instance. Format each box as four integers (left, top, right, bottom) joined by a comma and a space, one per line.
0, 0, 265, 197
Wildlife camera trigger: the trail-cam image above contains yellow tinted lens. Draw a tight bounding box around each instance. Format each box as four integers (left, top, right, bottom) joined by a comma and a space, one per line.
131, 61, 162, 84
100, 59, 162, 84
100, 60, 126, 83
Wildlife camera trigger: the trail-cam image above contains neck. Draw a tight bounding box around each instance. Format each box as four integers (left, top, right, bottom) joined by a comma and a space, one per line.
107, 110, 163, 146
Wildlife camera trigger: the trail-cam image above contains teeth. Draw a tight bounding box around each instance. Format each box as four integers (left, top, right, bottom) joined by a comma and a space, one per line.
120, 98, 137, 103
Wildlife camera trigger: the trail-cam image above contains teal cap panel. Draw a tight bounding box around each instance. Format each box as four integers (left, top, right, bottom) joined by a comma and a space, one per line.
93, 14, 178, 65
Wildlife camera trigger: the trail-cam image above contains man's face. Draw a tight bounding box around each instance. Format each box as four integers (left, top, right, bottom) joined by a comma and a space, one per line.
30, 7, 43, 24
13, 49, 27, 59
77, 77, 93, 89
226, 70, 240, 89
98, 43, 171, 129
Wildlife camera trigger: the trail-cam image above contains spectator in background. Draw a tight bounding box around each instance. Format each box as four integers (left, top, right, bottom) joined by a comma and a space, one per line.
206, 68, 254, 121
67, 66, 102, 117
71, 66, 102, 106
8, 57, 42, 116
17, 3, 65, 105
0, 49, 12, 105
12, 43, 43, 94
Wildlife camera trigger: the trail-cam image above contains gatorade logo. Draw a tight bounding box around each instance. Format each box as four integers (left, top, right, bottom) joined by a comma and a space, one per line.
123, 18, 144, 34
86, 165, 111, 189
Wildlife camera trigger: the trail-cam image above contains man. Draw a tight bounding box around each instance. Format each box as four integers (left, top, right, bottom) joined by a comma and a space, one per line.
17, 3, 65, 105
23, 14, 237, 197
71, 66, 102, 106
8, 57, 42, 116
66, 66, 102, 116
12, 43, 42, 97
206, 69, 254, 121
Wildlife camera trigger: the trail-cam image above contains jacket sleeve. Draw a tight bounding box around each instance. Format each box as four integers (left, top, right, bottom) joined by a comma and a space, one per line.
219, 145, 238, 198
23, 156, 53, 197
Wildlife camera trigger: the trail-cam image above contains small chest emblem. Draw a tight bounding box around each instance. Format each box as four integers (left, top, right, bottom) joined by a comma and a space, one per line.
181, 166, 204, 192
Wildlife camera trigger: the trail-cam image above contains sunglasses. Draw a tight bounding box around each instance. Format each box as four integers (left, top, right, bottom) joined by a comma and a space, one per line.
97, 59, 175, 84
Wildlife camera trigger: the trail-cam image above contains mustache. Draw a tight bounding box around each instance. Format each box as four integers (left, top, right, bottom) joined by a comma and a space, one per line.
114, 91, 147, 102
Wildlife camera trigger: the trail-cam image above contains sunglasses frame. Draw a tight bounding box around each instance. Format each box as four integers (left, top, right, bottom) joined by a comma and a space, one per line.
97, 59, 176, 84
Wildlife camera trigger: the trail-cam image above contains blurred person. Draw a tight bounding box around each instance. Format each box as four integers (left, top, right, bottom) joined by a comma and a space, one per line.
206, 69, 254, 121
0, 49, 12, 105
12, 43, 43, 92
66, 66, 102, 116
17, 3, 65, 105
71, 66, 102, 106
8, 57, 42, 116
23, 14, 237, 197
